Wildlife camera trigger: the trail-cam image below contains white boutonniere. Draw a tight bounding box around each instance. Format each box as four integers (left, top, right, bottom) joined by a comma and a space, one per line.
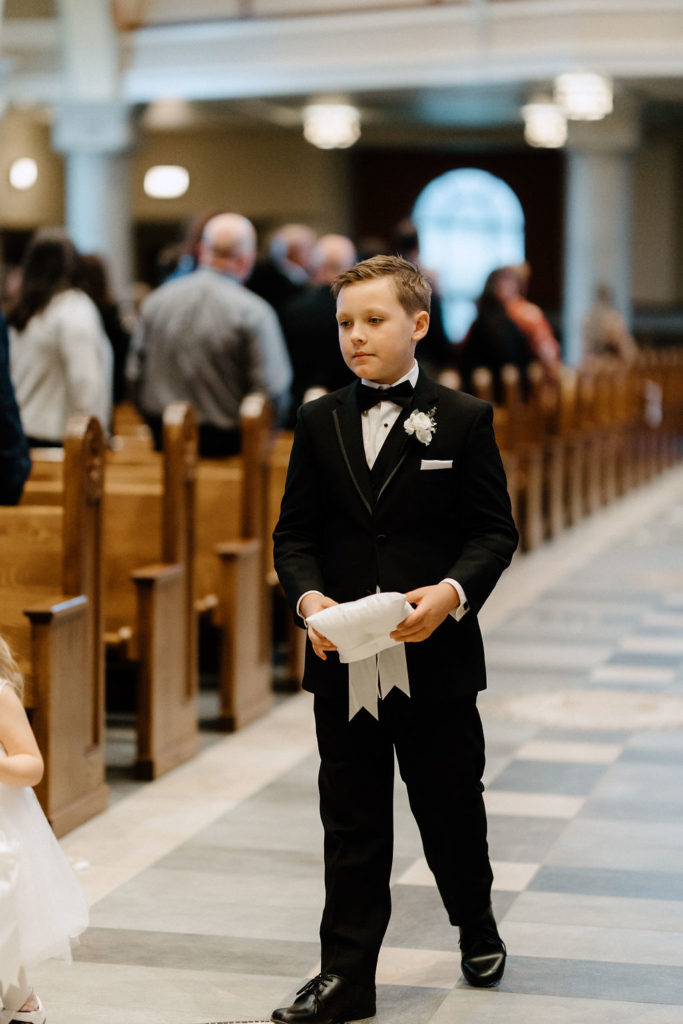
404, 407, 436, 446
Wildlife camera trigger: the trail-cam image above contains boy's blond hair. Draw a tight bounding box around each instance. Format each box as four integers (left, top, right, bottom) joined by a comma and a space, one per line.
0, 636, 24, 700
331, 254, 431, 316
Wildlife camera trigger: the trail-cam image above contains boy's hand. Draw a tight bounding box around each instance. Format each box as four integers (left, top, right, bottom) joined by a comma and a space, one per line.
300, 593, 339, 660
390, 583, 460, 643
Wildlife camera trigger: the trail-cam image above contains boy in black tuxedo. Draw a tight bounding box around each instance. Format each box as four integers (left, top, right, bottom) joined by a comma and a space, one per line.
272, 256, 518, 1024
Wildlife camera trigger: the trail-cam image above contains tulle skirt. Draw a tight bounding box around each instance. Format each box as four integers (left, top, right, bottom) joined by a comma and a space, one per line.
0, 781, 89, 987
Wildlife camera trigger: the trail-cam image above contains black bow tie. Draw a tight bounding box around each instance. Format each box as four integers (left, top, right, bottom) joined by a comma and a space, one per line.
357, 380, 414, 413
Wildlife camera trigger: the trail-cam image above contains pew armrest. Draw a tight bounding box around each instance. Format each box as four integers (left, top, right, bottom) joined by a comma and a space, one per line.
214, 538, 260, 559
22, 592, 108, 836
131, 562, 184, 584
131, 561, 199, 780
23, 593, 88, 625
213, 537, 273, 730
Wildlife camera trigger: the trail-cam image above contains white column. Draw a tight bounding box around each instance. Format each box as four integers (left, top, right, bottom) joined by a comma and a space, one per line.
52, 101, 134, 306
562, 109, 640, 366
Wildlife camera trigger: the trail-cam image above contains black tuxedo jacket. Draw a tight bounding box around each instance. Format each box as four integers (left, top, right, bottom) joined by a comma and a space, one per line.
0, 314, 31, 506
273, 371, 518, 703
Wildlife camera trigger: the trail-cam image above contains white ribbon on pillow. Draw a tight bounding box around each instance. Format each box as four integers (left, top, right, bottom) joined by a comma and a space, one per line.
307, 592, 413, 720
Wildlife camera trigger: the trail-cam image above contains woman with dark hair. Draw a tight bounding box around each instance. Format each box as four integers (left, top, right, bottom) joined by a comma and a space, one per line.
7, 231, 112, 446
78, 253, 131, 405
457, 267, 534, 403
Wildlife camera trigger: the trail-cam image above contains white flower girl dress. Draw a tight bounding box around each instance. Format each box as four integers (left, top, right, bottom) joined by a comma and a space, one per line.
0, 680, 89, 992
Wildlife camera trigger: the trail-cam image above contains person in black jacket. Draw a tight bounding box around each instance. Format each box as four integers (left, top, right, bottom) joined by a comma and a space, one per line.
280, 234, 357, 423
0, 312, 31, 505
457, 267, 534, 402
272, 256, 517, 1024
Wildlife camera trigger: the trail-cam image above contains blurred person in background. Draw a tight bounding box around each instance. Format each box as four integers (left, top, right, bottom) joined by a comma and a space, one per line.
582, 283, 638, 366
392, 218, 455, 378
163, 208, 227, 283
503, 262, 561, 377
280, 233, 357, 423
247, 223, 317, 321
78, 253, 131, 406
457, 267, 534, 403
7, 231, 113, 446
128, 213, 292, 456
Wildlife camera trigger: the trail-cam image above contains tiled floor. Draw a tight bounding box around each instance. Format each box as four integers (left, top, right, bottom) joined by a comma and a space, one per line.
32, 463, 683, 1024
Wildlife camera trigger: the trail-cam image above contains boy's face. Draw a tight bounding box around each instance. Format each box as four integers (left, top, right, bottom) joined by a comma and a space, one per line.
336, 277, 429, 386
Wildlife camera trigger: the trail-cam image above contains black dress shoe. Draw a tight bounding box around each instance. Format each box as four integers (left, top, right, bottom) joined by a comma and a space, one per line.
459, 904, 507, 988
271, 972, 376, 1024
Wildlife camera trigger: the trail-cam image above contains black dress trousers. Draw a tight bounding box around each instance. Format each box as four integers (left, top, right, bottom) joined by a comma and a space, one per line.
314, 686, 494, 987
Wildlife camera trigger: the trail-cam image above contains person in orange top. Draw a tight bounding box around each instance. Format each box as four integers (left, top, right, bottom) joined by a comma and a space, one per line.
501, 263, 561, 377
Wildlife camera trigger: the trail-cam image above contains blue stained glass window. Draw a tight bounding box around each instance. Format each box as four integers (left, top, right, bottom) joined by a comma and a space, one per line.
412, 168, 526, 342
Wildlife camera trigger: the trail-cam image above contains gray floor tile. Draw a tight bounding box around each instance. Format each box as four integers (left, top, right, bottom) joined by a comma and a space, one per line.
628, 731, 683, 754
502, 955, 683, 1004
490, 760, 606, 796
544, 818, 683, 873
156, 843, 323, 880
619, 747, 683, 765
529, 865, 683, 901
430, 989, 683, 1024
375, 984, 449, 1024
487, 815, 568, 862
75, 927, 319, 976
580, 798, 683, 822
90, 867, 325, 941
383, 885, 517, 950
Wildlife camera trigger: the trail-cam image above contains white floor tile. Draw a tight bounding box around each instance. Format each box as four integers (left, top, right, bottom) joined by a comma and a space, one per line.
376, 946, 457, 988
513, 740, 623, 764
591, 664, 676, 685
485, 791, 585, 819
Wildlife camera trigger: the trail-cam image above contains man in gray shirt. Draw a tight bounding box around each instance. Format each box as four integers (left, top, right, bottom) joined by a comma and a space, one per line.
129, 213, 292, 455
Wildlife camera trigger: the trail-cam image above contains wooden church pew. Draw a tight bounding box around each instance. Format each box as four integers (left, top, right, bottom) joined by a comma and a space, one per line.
108, 395, 276, 730
25, 405, 200, 780
5, 414, 109, 835
194, 394, 274, 728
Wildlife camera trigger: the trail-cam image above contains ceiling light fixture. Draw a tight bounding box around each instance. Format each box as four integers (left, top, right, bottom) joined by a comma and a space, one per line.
522, 101, 567, 149
143, 164, 190, 199
554, 71, 613, 121
9, 157, 38, 190
303, 103, 361, 150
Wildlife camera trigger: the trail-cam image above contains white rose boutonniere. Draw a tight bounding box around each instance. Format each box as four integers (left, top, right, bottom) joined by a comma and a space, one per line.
404, 407, 436, 446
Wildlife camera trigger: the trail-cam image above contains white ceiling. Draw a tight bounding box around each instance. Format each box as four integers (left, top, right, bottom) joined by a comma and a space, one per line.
1, 1, 683, 139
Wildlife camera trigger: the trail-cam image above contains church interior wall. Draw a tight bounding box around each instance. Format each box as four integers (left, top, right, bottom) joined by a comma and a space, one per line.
631, 133, 681, 308
1, 105, 682, 327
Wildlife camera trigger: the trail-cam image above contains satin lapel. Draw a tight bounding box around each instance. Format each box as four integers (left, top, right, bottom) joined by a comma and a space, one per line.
371, 406, 411, 496
376, 371, 440, 503
332, 387, 374, 517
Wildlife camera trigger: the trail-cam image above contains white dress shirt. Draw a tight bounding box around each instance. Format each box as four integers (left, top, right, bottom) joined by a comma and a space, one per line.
297, 362, 469, 622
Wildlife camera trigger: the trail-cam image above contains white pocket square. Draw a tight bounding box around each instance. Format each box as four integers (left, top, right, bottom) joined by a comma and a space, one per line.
420, 459, 453, 470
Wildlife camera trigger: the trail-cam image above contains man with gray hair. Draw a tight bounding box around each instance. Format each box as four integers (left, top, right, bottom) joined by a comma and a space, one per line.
247, 222, 317, 321
129, 213, 292, 455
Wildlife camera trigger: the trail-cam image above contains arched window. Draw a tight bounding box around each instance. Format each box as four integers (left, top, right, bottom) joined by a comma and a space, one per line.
412, 168, 525, 342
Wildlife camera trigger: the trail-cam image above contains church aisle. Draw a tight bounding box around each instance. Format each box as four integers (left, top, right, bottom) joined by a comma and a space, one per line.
35, 464, 683, 1024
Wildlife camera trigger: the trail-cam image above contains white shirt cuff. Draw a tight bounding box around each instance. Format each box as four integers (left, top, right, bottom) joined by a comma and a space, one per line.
441, 578, 470, 621
296, 590, 324, 624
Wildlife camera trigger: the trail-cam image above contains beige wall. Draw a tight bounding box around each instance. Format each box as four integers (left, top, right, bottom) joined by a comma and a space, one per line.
132, 126, 353, 238
0, 109, 64, 230
1, 108, 681, 309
